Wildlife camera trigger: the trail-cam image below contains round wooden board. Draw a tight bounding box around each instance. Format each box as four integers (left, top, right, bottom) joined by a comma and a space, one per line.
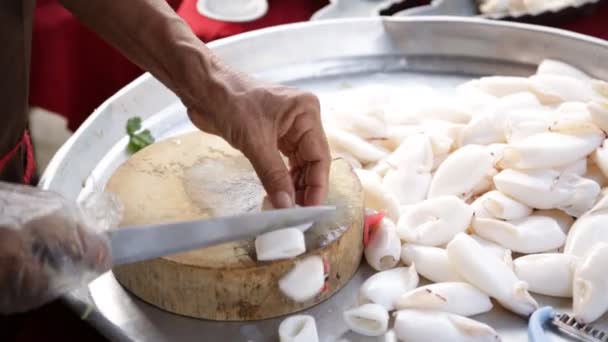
106, 131, 364, 321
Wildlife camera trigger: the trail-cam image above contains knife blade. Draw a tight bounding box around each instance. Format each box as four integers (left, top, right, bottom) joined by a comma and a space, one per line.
108, 205, 336, 265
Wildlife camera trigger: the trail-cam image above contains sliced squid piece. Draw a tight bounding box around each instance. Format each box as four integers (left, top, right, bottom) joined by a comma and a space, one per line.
557, 174, 601, 217
473, 190, 532, 220
487, 143, 507, 167
574, 243, 608, 323
480, 0, 510, 14
588, 100, 608, 132
401, 244, 464, 283
536, 59, 591, 81
499, 132, 604, 170
383, 170, 431, 206
343, 303, 389, 337
513, 253, 578, 298
472, 214, 566, 254
359, 266, 419, 311
393, 310, 501, 342
556, 158, 587, 176
460, 92, 541, 146
503, 108, 554, 143
470, 196, 493, 219
428, 145, 494, 200
530, 74, 596, 104
536, 209, 574, 234
470, 234, 513, 267
476, 76, 532, 97
365, 218, 401, 271
456, 82, 498, 113
564, 209, 608, 258
447, 233, 538, 316
557, 102, 593, 123
397, 196, 473, 246
493, 169, 573, 209
279, 315, 319, 342
354, 169, 400, 222
471, 167, 498, 197
278, 256, 325, 302
412, 103, 472, 124
395, 282, 493, 316
255, 228, 306, 261
326, 127, 388, 164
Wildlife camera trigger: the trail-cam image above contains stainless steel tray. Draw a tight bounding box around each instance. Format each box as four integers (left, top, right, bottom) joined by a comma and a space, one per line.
40, 17, 608, 342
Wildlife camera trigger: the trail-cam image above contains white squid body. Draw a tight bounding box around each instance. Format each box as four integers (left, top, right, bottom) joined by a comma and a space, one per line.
255, 228, 306, 261
593, 140, 608, 179
536, 59, 592, 82
574, 243, 608, 323
394, 282, 493, 317
472, 214, 566, 254
588, 100, 608, 132
556, 158, 588, 176
585, 162, 608, 187
381, 134, 433, 205
278, 315, 319, 342
564, 209, 608, 258
278, 256, 325, 303
393, 310, 501, 342
536, 209, 574, 234
325, 127, 389, 164
529, 74, 597, 104
470, 235, 513, 267
364, 218, 401, 271
447, 233, 538, 316
401, 244, 464, 283
411, 102, 472, 124
558, 174, 601, 217
428, 145, 494, 200
456, 80, 498, 113
354, 169, 400, 222
503, 108, 554, 143
397, 196, 473, 246
513, 253, 578, 298
475, 76, 532, 97
460, 92, 541, 146
493, 169, 576, 209
359, 266, 419, 311
343, 303, 389, 337
471, 190, 532, 220
499, 132, 604, 170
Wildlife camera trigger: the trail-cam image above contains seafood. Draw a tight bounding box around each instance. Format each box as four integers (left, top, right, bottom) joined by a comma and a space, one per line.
354, 169, 400, 222
573, 243, 608, 323
278, 256, 325, 302
397, 196, 473, 246
343, 303, 389, 337
493, 169, 573, 209
470, 234, 513, 266
279, 315, 319, 342
557, 174, 600, 217
325, 127, 388, 164
556, 158, 587, 176
359, 266, 419, 311
471, 190, 532, 220
499, 132, 604, 170
588, 100, 608, 132
401, 244, 464, 283
513, 253, 578, 298
530, 74, 596, 104
472, 214, 566, 254
447, 233, 538, 316
593, 140, 608, 179
393, 310, 501, 342
255, 228, 306, 261
475, 76, 532, 97
564, 208, 608, 258
428, 145, 494, 200
394, 282, 493, 316
536, 209, 574, 234
536, 59, 591, 81
365, 218, 401, 271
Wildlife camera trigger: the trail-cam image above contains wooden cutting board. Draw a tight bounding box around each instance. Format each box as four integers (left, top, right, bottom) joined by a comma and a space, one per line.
106, 131, 364, 321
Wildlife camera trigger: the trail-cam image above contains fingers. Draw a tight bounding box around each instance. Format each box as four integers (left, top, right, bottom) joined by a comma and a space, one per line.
246, 144, 296, 209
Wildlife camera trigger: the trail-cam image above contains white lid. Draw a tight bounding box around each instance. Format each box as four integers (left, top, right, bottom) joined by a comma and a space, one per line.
197, 0, 269, 23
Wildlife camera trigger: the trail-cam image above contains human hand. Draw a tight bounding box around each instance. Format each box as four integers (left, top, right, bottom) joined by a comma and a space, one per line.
186, 61, 331, 209
0, 182, 112, 314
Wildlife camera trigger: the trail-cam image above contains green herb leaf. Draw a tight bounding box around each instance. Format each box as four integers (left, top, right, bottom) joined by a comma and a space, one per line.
126, 117, 142, 136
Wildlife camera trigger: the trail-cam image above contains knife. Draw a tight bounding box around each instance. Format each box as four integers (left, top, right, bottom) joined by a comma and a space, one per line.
108, 205, 336, 265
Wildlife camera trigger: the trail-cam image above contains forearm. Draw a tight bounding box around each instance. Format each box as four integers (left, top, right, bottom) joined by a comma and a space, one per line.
60, 0, 223, 109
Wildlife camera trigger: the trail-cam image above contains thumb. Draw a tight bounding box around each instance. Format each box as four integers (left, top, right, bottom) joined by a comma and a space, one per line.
246, 146, 295, 209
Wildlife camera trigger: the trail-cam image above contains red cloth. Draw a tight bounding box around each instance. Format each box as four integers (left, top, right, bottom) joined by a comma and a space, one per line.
29, 1, 608, 131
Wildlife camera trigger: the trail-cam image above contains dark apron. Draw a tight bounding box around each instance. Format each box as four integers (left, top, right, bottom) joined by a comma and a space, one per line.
0, 0, 35, 184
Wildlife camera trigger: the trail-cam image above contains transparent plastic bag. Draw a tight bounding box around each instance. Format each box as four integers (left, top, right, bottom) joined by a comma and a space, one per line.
0, 181, 122, 314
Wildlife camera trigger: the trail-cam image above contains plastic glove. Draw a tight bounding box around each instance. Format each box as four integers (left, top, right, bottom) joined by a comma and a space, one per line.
0, 182, 117, 314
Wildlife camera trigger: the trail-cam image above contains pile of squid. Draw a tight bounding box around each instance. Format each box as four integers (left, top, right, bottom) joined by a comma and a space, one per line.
479, 0, 595, 16
277, 59, 608, 342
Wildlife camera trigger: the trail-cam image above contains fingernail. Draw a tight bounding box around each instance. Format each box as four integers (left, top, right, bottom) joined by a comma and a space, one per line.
272, 191, 294, 209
